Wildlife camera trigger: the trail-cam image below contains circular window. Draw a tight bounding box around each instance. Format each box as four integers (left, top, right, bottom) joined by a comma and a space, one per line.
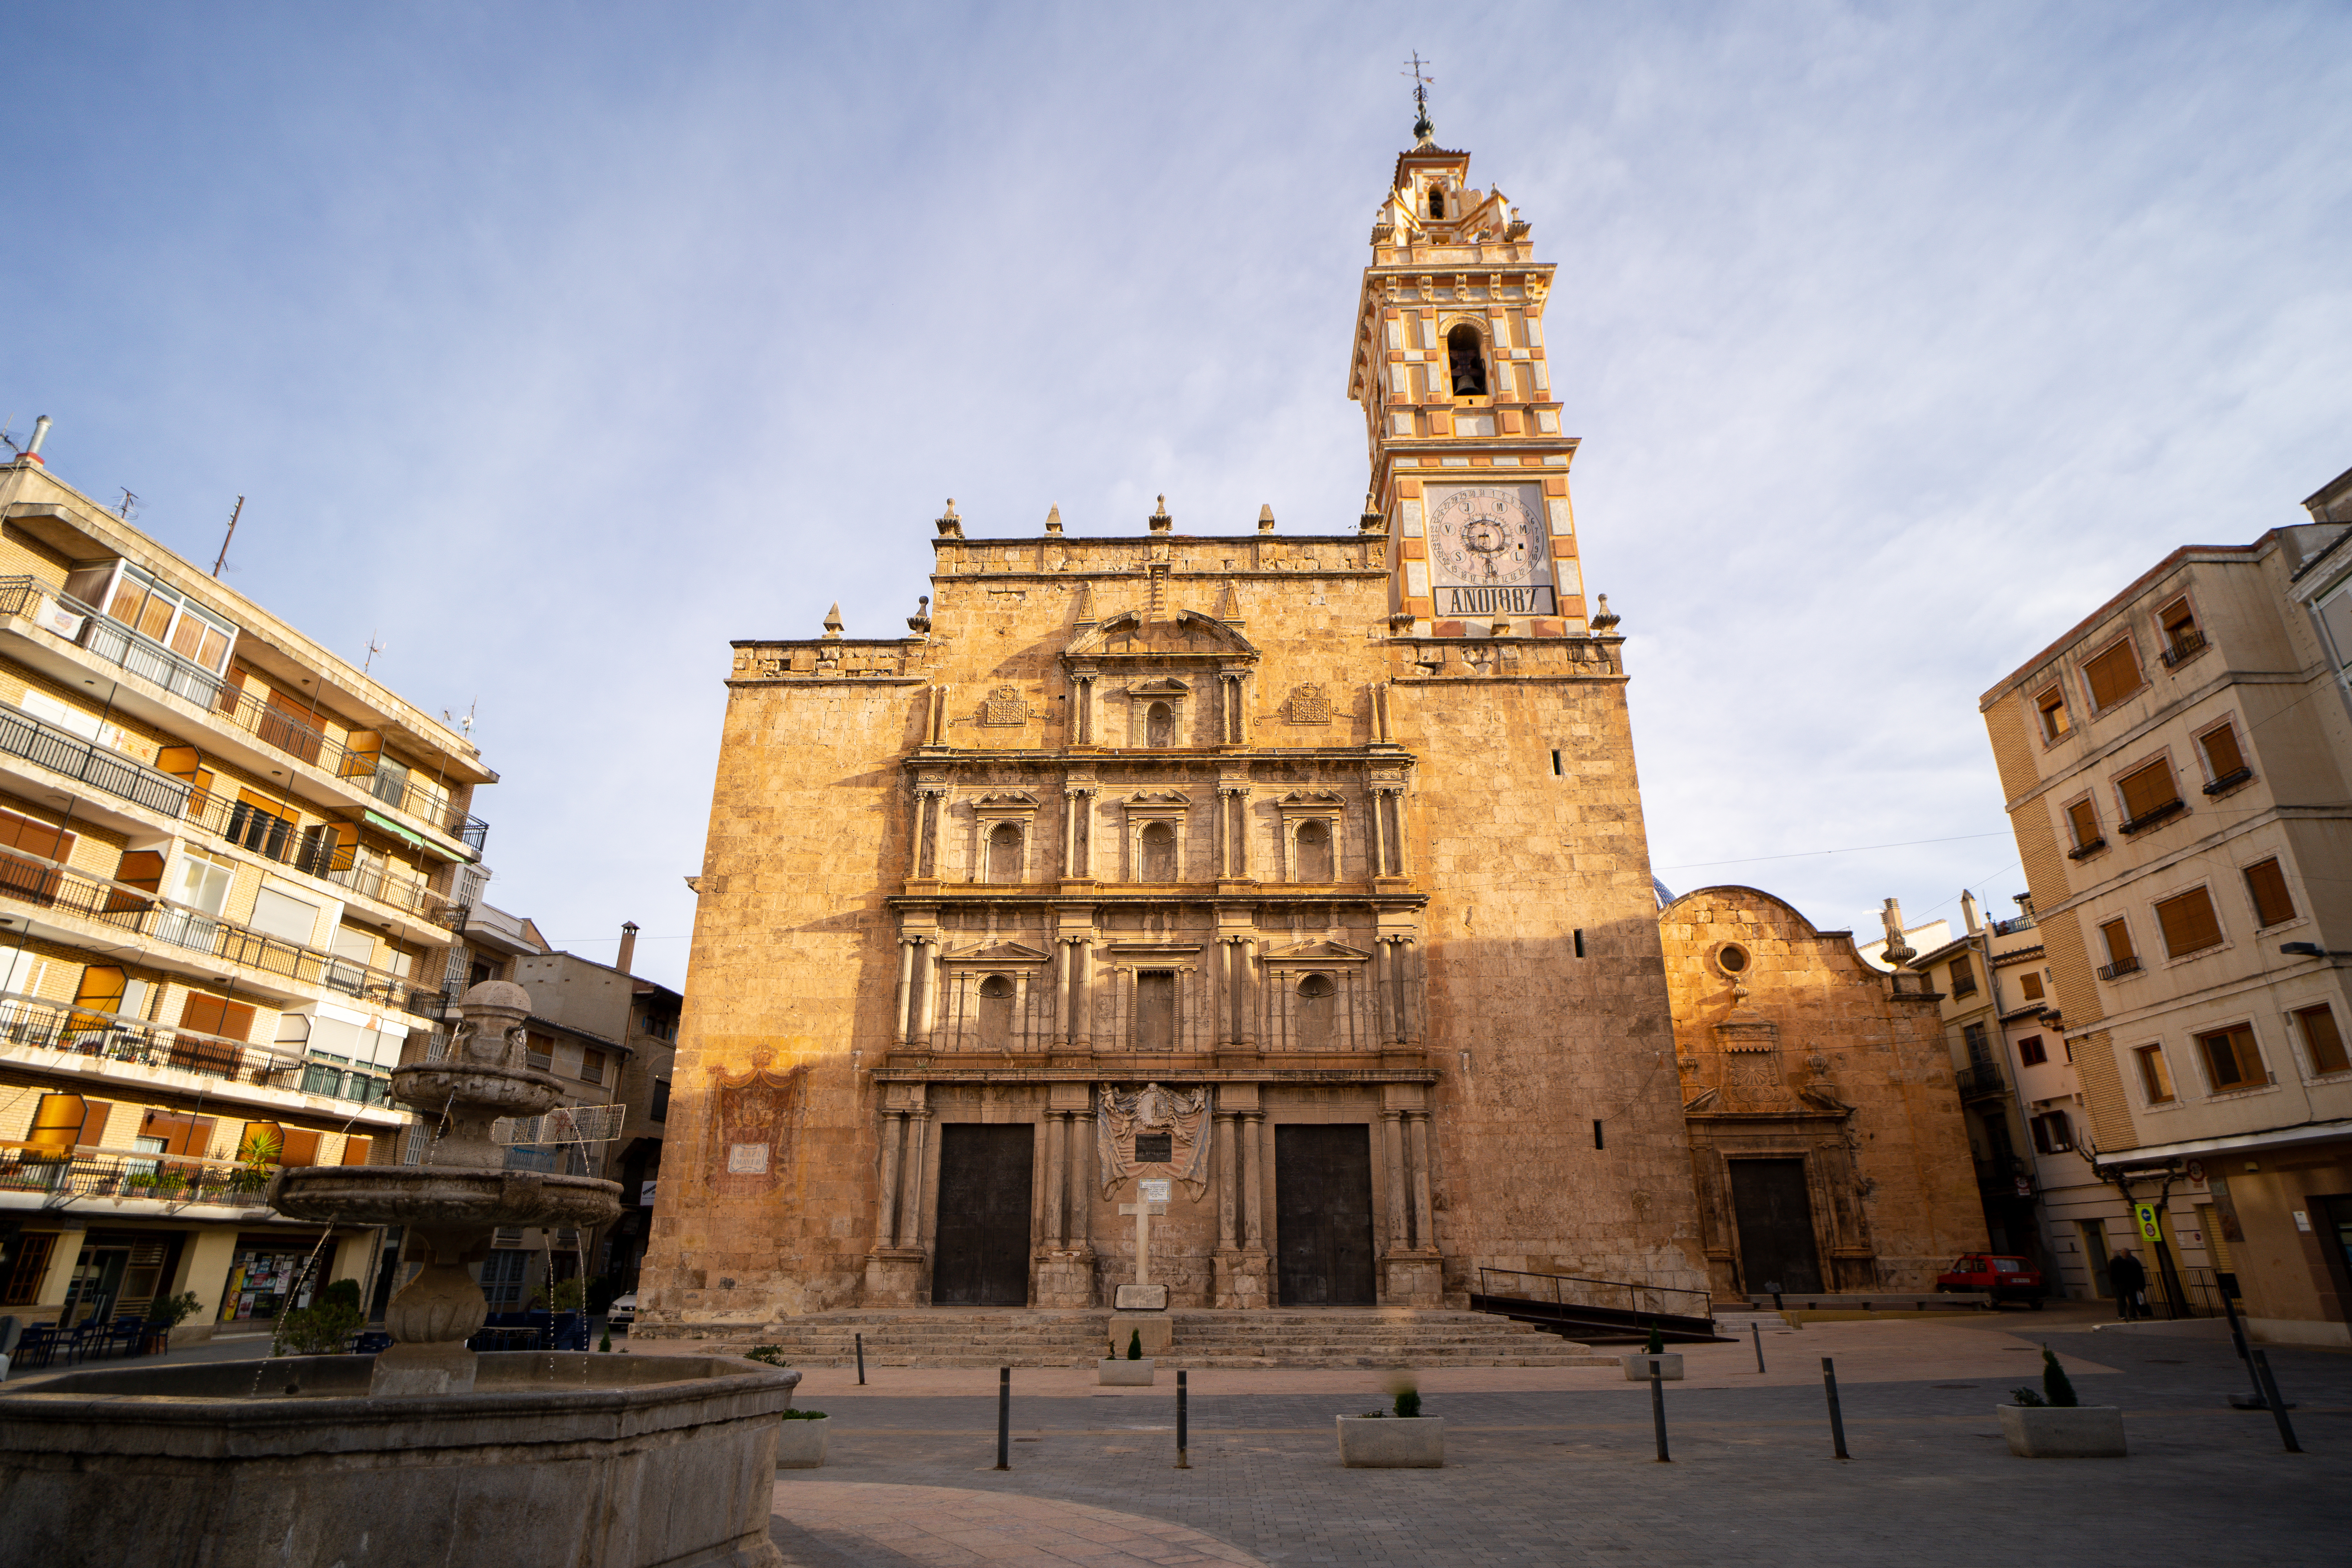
1717, 944, 1750, 975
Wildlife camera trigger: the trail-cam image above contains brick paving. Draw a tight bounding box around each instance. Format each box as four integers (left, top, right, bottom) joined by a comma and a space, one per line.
769, 1319, 2350, 1567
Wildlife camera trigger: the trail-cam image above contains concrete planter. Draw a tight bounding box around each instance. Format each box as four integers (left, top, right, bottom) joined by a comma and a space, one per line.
0, 1352, 799, 1568
1336, 1414, 1445, 1468
774, 1414, 829, 1469
1622, 1353, 1684, 1381
1098, 1357, 1156, 1386
1997, 1403, 2127, 1457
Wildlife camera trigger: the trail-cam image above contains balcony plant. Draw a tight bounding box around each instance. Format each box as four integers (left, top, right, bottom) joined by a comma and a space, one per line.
1337, 1375, 1444, 1467
1997, 1346, 2124, 1456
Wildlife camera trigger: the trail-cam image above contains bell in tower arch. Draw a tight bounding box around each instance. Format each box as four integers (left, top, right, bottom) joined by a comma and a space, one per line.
1446, 324, 1488, 397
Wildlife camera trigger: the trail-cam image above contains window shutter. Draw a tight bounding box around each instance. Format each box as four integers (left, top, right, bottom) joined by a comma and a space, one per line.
2296, 1005, 2348, 1076
341, 1135, 376, 1167
2243, 859, 2295, 927
2101, 920, 2136, 964
2154, 887, 2223, 958
278, 1128, 321, 1167
2118, 759, 2179, 822
180, 992, 257, 1042
2067, 800, 2099, 846
2084, 641, 2143, 708
2200, 725, 2246, 779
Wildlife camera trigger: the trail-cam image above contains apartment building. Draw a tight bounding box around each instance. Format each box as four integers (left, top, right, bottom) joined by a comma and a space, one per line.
0, 435, 492, 1342
1981, 463, 2352, 1345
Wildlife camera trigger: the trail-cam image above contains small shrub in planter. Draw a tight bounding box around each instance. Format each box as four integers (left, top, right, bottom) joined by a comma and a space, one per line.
1997, 1346, 2123, 1457
744, 1345, 789, 1367
775, 1407, 830, 1469
1336, 1377, 1442, 1467
1127, 1329, 1143, 1360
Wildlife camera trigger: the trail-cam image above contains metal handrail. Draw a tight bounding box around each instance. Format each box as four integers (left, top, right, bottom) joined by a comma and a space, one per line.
0, 579, 487, 853
185, 787, 459, 927
2119, 797, 2187, 835
1475, 1266, 1713, 1319
0, 1148, 282, 1206
1956, 1062, 2008, 1097
0, 844, 434, 1017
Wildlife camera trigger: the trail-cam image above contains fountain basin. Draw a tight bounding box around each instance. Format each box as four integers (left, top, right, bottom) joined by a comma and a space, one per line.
0, 1353, 798, 1568
270, 1166, 624, 1230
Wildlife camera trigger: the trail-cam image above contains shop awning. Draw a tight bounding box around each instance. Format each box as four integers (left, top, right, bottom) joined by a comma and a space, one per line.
362, 809, 458, 860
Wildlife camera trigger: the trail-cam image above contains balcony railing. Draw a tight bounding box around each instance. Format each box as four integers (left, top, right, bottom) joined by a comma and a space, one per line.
2066, 837, 2107, 860
1956, 1062, 2009, 1098
185, 788, 462, 928
2202, 767, 2254, 796
2160, 631, 2209, 668
1990, 914, 2036, 936
0, 579, 487, 856
0, 704, 194, 817
0, 988, 333, 1094
0, 1146, 284, 1207
2119, 797, 2187, 835
0, 846, 433, 1018
2098, 956, 2143, 980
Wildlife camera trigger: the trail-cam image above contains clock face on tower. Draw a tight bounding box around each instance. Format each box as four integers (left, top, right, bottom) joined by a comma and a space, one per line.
1425, 483, 1555, 617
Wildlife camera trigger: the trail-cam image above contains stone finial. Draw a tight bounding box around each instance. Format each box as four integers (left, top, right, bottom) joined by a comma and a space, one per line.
1358, 493, 1385, 534
1879, 898, 1915, 967
1257, 504, 1276, 534
1148, 495, 1173, 534
1590, 594, 1621, 634
906, 595, 931, 635
935, 498, 963, 539
1044, 503, 1063, 535
822, 603, 844, 640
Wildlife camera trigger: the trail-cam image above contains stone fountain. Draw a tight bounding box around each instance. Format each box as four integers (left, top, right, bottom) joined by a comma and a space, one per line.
0, 981, 796, 1568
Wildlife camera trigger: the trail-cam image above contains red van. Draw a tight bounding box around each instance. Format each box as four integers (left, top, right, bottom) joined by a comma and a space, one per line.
1935, 1254, 2045, 1307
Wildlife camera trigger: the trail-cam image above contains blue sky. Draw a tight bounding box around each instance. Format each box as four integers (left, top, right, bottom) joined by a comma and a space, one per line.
7, 2, 2349, 987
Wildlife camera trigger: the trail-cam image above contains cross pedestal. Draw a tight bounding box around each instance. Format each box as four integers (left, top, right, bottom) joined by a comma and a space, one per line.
1115, 1197, 1168, 1311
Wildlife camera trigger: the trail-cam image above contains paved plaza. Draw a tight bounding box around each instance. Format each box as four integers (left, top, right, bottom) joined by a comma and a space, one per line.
757, 1312, 2348, 1567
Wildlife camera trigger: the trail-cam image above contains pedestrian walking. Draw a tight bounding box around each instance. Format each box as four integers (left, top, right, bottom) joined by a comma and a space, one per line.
2109, 1249, 2149, 1319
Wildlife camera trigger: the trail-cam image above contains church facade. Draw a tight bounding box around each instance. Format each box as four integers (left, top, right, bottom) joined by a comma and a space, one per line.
636, 130, 1719, 1330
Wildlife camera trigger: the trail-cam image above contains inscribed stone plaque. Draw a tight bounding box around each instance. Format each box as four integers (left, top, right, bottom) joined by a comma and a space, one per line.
1139, 1178, 1172, 1202
1116, 1283, 1169, 1310
727, 1143, 769, 1174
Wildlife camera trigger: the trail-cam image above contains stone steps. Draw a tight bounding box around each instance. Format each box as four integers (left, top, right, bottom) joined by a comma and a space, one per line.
643, 1307, 1613, 1368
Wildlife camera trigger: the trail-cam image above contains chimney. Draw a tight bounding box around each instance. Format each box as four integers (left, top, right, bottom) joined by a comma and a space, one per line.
1960, 889, 1982, 935
18, 415, 51, 467
617, 920, 639, 975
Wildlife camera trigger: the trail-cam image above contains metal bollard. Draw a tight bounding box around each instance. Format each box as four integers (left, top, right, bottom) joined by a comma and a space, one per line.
1650, 1363, 1670, 1462
996, 1367, 1010, 1470
2251, 1350, 2303, 1454
856, 1332, 866, 1387
1751, 1321, 1766, 1374
1176, 1368, 1190, 1468
1821, 1357, 1849, 1459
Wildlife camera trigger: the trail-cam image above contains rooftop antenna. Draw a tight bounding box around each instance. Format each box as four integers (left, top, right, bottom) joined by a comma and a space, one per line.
115, 489, 138, 522
361, 633, 384, 678
441, 699, 477, 740
1402, 51, 1435, 142
212, 495, 245, 577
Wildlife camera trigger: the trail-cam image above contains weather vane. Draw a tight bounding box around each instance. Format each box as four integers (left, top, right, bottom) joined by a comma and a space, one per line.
1403, 51, 1435, 141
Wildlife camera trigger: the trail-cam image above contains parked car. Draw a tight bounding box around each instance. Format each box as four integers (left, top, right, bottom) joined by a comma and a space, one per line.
606, 1293, 636, 1330
1935, 1253, 2044, 1307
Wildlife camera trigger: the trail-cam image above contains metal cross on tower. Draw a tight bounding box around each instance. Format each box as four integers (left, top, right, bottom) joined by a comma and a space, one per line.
1403, 51, 1435, 140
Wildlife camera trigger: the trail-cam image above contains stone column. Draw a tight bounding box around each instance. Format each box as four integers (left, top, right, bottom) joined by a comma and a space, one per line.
1044, 1111, 1068, 1245
1381, 1110, 1408, 1253
912, 940, 939, 1049
1240, 941, 1260, 1052
1229, 790, 1249, 878
1068, 1107, 1093, 1244
896, 1109, 931, 1249
1076, 940, 1096, 1052
893, 938, 918, 1046
1214, 1110, 1238, 1250
1406, 1111, 1436, 1251
1401, 940, 1424, 1048
1373, 939, 1396, 1046
1366, 793, 1387, 882
1241, 1112, 1266, 1248
875, 1109, 906, 1247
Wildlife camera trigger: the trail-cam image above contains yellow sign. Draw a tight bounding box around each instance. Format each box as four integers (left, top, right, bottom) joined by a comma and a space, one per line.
2136, 1203, 2163, 1242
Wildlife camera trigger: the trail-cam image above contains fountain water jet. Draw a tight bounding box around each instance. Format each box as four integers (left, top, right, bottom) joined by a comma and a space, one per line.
0, 982, 796, 1568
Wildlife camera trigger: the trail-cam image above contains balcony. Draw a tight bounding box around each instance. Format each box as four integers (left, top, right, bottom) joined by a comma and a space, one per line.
2066, 837, 2107, 860
2119, 798, 2187, 835
2098, 956, 2143, 980
0, 1147, 282, 1209
0, 578, 488, 857
0, 845, 435, 1018
1989, 914, 2036, 937
2202, 767, 2254, 796
1956, 1062, 2009, 1099
2160, 632, 2209, 668
0, 704, 193, 817
188, 788, 464, 929
0, 989, 287, 1088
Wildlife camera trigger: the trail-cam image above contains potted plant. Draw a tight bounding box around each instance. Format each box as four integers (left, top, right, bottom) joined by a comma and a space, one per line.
1622, 1322, 1684, 1381
1997, 1346, 2125, 1456
143, 1290, 201, 1353
775, 1406, 829, 1468
1336, 1375, 1444, 1467
1099, 1326, 1155, 1385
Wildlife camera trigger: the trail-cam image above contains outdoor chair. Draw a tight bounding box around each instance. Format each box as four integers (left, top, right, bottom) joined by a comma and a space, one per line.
105, 1316, 145, 1357
15, 1323, 60, 1369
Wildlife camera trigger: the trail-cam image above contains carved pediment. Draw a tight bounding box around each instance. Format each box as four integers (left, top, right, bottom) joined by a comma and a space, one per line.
1065, 609, 1258, 662
1278, 789, 1347, 808
1127, 677, 1192, 697
944, 940, 1051, 965
971, 790, 1040, 809
1264, 939, 1373, 962
1125, 791, 1192, 808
